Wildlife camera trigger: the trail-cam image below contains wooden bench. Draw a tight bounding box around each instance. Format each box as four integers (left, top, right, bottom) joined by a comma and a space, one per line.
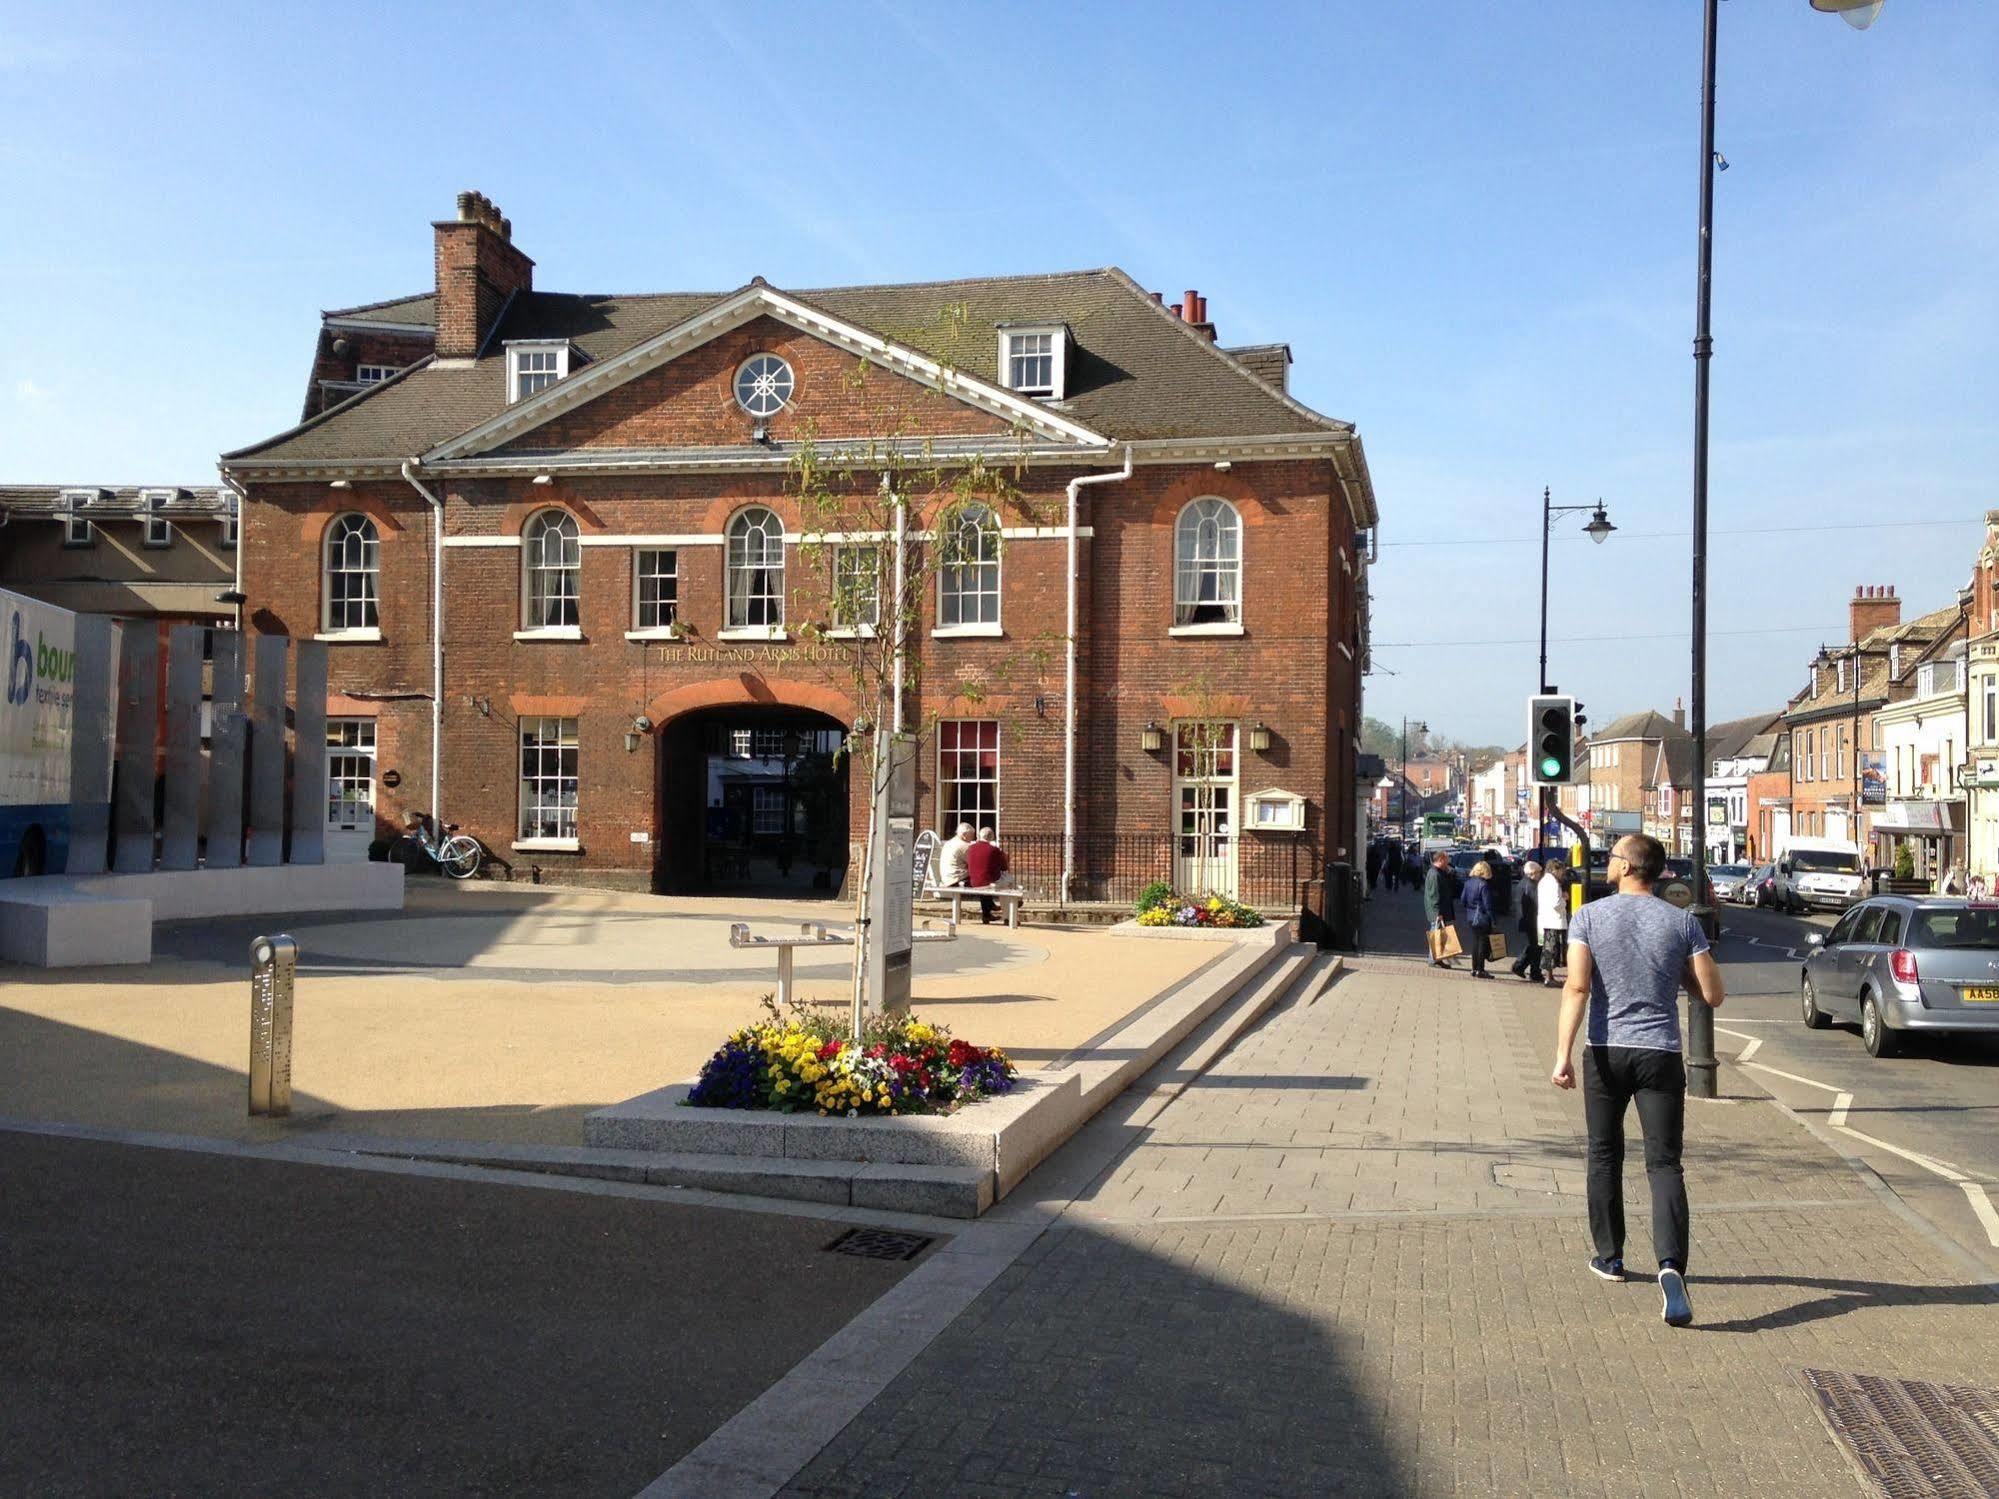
926, 883, 1027, 929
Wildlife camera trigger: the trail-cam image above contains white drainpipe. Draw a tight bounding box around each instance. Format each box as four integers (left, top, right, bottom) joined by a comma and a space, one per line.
890, 480, 907, 731
1063, 447, 1133, 903
400, 459, 446, 823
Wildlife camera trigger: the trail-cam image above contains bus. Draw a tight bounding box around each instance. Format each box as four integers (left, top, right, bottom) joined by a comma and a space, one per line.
2, 587, 86, 876
1419, 811, 1456, 843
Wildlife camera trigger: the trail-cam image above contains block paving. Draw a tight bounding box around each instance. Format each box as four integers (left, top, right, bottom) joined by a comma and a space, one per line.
783, 925, 1999, 1497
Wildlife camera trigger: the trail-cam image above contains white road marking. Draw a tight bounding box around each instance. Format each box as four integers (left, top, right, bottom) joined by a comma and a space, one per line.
1834, 1125, 1970, 1183
1714, 1026, 1763, 1062
1962, 1184, 1999, 1247
1828, 1092, 1854, 1129
1743, 1061, 1845, 1094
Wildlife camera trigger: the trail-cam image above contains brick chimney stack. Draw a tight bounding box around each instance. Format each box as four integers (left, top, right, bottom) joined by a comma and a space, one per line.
433, 190, 534, 360
1673, 696, 1685, 731
1849, 583, 1901, 643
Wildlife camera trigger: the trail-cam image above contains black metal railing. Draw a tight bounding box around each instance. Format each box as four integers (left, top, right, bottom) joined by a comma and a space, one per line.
969, 831, 1320, 911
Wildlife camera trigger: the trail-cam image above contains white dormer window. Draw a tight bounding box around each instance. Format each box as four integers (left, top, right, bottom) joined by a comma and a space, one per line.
506, 340, 571, 403
141, 488, 174, 548
356, 364, 400, 385
1836, 657, 1848, 692
997, 324, 1069, 400
60, 488, 94, 547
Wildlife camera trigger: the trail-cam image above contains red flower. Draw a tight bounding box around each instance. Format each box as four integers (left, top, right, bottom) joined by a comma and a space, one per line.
817, 1040, 844, 1061
947, 1039, 981, 1067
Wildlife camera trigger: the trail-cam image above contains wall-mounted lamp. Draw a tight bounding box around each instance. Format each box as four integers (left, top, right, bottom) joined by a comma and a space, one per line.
328, 479, 352, 490
1249, 722, 1273, 753
531, 473, 553, 486
1213, 460, 1232, 472
1034, 695, 1048, 718
751, 423, 770, 446
625, 712, 653, 753
471, 696, 492, 717
1140, 720, 1165, 753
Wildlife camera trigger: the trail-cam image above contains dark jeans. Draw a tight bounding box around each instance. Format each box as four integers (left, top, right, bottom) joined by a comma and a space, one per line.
1511, 929, 1543, 980
1467, 922, 1492, 975
1582, 1045, 1689, 1271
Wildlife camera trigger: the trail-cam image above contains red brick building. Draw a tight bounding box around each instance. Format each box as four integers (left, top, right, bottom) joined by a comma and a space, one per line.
223, 193, 1379, 904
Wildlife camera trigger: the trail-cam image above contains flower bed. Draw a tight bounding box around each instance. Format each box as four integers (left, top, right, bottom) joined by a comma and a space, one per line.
1133, 885, 1265, 929
686, 1001, 1018, 1116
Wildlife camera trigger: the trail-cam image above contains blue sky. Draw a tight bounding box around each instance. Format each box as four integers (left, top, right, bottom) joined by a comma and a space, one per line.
2, 1, 1993, 744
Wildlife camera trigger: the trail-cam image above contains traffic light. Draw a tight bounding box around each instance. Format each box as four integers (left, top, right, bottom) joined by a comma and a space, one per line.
1529, 694, 1577, 785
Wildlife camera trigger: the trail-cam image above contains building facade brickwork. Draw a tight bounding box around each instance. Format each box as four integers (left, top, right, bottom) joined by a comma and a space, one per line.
225, 193, 1379, 905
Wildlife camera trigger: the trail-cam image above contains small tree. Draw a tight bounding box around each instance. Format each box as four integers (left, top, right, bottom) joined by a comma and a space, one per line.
785, 321, 1057, 1026
1893, 840, 1915, 882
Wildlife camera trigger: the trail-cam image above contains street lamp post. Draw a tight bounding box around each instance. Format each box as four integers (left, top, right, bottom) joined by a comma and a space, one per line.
1686, 0, 1883, 1101
1400, 716, 1428, 837
1538, 487, 1615, 852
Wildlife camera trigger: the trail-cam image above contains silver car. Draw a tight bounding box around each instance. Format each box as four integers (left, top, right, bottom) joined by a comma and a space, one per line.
1706, 863, 1750, 902
1801, 897, 1999, 1057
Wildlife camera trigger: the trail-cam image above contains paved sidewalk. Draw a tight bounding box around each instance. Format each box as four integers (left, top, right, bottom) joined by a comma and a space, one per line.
780, 911, 1999, 1496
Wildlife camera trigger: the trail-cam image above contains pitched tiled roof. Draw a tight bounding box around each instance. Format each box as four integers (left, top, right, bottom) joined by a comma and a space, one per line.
1595, 709, 1683, 743
0, 484, 229, 513
1707, 710, 1783, 764
324, 292, 437, 327
228, 269, 1350, 467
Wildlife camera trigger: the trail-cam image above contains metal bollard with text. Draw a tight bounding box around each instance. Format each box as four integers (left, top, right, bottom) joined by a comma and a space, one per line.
248, 933, 298, 1117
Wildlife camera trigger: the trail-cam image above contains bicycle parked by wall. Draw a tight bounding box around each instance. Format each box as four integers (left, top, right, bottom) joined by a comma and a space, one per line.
402, 811, 483, 880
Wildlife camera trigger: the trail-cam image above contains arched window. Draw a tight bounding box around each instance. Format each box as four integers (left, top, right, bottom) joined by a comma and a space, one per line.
937, 504, 1001, 628
1174, 497, 1241, 626
323, 513, 379, 632
522, 509, 580, 629
726, 506, 785, 629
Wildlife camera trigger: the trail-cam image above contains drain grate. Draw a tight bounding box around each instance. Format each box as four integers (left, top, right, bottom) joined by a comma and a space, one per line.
1802, 1368, 1999, 1498
825, 1227, 935, 1262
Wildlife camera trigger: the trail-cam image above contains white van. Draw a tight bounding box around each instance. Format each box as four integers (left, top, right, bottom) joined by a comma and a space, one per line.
1773, 837, 1866, 913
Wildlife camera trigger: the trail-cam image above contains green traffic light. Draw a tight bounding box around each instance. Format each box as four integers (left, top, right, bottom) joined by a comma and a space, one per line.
1539, 756, 1562, 777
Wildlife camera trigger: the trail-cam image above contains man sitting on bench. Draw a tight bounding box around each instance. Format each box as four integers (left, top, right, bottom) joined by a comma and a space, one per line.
966, 825, 1009, 925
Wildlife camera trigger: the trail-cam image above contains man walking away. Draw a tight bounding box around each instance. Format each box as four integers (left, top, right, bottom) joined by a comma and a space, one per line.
1462, 861, 1496, 981
1366, 840, 1385, 896
1422, 851, 1457, 968
1538, 859, 1571, 990
1511, 860, 1544, 981
966, 826, 1007, 924
1551, 833, 1724, 1327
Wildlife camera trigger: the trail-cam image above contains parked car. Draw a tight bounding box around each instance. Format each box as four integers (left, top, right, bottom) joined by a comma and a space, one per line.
1800, 896, 1999, 1057
1740, 863, 1779, 907
1706, 863, 1751, 903
1772, 838, 1866, 913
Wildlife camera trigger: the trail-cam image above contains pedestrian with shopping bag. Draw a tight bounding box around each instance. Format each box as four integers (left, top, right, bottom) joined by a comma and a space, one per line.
1462, 861, 1497, 980
1422, 851, 1459, 968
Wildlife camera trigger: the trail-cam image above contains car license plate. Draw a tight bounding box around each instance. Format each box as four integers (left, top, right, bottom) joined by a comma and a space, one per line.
1962, 987, 1999, 1003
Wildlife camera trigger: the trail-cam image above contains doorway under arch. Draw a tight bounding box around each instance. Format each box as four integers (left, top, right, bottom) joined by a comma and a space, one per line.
654, 705, 850, 896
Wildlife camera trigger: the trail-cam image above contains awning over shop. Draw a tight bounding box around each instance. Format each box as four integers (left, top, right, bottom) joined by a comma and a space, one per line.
1873, 799, 1963, 834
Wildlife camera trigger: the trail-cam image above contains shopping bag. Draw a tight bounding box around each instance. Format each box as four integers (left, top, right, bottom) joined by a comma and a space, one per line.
1437, 924, 1464, 960
1487, 932, 1509, 960
1426, 926, 1447, 961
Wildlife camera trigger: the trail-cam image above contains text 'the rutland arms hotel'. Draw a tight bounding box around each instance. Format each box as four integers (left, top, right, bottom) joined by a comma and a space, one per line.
223, 193, 1379, 908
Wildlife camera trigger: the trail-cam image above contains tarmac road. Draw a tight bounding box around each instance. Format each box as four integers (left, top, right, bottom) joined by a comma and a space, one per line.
0, 1130, 925, 1498
1711, 899, 1999, 1274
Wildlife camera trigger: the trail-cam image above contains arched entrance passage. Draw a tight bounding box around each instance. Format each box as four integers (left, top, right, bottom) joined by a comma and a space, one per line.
647, 679, 855, 897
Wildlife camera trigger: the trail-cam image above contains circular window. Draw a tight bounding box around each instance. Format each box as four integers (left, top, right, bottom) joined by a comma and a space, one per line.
734, 354, 795, 416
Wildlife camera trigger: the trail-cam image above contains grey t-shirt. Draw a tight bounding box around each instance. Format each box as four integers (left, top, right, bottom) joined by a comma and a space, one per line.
1568, 893, 1709, 1051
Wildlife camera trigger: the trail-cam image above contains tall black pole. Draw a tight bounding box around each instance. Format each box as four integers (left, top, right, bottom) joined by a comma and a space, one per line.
1539, 486, 1553, 694
1686, 0, 1720, 1101
1400, 717, 1408, 835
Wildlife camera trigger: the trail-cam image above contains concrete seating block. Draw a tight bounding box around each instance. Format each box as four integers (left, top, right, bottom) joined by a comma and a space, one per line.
0, 884, 153, 967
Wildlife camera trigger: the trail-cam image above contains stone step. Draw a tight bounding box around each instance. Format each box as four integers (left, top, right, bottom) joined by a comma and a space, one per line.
305, 1135, 995, 1219
1155, 943, 1318, 1086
